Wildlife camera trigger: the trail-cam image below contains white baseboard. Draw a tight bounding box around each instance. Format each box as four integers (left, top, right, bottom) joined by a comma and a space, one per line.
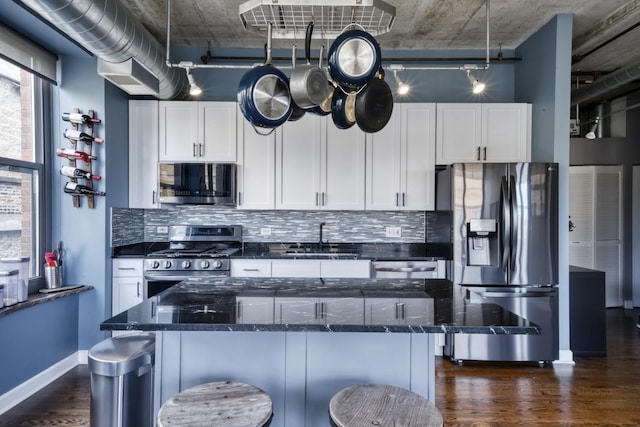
552, 349, 575, 366
0, 351, 86, 415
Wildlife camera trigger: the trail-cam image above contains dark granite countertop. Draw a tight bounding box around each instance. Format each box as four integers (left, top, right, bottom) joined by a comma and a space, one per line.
112, 242, 442, 261
101, 278, 539, 335
0, 285, 93, 319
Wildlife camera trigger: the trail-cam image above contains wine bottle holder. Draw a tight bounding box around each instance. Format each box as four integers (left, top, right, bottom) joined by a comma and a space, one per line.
61, 108, 105, 208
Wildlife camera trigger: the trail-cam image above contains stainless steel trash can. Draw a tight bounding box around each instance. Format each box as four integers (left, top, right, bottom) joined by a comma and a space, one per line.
88, 332, 155, 427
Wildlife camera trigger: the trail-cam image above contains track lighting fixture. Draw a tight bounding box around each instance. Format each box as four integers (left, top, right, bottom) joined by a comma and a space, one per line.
585, 117, 599, 139
466, 70, 485, 94
187, 69, 202, 96
392, 70, 410, 95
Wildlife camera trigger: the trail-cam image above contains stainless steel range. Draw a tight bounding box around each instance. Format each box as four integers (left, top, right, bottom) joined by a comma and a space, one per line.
143, 225, 241, 298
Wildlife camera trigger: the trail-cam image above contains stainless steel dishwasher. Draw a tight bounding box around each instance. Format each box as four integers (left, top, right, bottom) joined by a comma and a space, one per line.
371, 260, 447, 279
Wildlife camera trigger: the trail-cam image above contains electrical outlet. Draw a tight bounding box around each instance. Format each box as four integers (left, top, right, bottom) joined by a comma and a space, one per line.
385, 226, 401, 238
260, 227, 272, 236
157, 226, 169, 234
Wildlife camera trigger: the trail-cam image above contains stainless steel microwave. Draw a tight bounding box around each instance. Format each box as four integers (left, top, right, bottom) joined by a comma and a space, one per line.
158, 163, 236, 205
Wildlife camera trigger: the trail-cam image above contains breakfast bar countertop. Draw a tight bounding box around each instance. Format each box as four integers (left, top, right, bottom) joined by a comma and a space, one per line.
101, 278, 540, 335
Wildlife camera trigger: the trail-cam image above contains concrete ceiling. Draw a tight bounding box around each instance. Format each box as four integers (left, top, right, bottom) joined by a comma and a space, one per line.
117, 0, 640, 106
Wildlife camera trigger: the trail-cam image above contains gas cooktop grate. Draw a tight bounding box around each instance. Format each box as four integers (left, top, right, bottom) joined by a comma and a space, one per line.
239, 0, 396, 40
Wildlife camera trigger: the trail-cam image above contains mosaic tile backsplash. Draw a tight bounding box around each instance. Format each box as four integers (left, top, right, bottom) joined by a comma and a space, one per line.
111, 206, 425, 246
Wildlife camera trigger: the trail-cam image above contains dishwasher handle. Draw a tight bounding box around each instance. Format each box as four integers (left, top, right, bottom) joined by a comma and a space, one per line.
375, 266, 436, 273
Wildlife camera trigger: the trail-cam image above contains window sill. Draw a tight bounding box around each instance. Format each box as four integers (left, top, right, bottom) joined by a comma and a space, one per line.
0, 285, 94, 319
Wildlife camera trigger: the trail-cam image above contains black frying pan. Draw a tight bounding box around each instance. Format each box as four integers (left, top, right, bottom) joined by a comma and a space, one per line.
354, 75, 393, 133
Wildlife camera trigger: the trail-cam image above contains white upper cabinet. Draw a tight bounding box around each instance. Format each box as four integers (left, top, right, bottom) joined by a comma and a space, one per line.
366, 103, 436, 211
159, 101, 237, 162
436, 103, 530, 165
129, 100, 159, 208
276, 115, 365, 210
237, 113, 276, 209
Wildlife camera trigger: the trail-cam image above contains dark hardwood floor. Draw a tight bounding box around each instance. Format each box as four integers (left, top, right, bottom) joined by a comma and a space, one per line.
1, 308, 638, 426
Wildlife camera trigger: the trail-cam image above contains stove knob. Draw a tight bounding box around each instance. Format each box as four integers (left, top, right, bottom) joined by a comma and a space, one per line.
151, 261, 160, 269
200, 260, 210, 269
212, 260, 222, 269
163, 260, 173, 269
181, 260, 191, 269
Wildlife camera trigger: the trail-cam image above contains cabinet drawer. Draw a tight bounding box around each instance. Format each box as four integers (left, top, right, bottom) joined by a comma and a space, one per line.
231, 260, 272, 277
112, 258, 144, 277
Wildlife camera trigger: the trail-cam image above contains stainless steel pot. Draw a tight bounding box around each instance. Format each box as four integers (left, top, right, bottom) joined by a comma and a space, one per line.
290, 22, 328, 108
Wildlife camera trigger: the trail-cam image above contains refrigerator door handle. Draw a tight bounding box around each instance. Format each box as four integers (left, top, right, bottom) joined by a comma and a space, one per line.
509, 175, 518, 272
480, 291, 554, 298
500, 176, 511, 273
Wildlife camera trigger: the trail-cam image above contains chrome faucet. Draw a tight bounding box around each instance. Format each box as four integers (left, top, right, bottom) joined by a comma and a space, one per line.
318, 222, 326, 249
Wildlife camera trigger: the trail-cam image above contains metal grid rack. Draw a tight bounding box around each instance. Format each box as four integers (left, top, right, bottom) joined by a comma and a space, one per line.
239, 0, 396, 40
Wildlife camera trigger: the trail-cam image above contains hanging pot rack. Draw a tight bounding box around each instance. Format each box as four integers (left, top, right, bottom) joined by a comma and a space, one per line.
238, 0, 396, 40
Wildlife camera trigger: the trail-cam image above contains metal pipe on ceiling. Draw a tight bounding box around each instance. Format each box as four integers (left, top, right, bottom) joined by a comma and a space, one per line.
571, 61, 640, 106
19, 0, 188, 99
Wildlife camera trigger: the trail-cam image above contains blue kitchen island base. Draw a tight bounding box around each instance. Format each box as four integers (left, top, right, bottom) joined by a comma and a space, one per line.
154, 331, 434, 427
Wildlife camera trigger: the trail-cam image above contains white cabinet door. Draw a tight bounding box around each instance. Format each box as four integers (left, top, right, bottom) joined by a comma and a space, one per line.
112, 277, 143, 315
236, 296, 274, 324
482, 103, 530, 162
436, 103, 482, 164
401, 103, 436, 210
237, 115, 276, 209
364, 297, 433, 325
271, 260, 321, 277
275, 297, 321, 324
435, 103, 530, 164
322, 124, 365, 210
322, 297, 364, 324
112, 259, 144, 315
159, 101, 199, 161
129, 100, 159, 208
366, 103, 436, 210
276, 116, 323, 209
230, 260, 272, 277
320, 260, 371, 278
159, 102, 237, 162
199, 102, 237, 162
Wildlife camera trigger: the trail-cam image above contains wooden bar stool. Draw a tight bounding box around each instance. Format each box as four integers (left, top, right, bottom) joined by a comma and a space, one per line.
329, 384, 443, 427
157, 381, 273, 427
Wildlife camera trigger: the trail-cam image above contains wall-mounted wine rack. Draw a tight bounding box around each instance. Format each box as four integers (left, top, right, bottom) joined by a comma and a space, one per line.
60, 108, 104, 208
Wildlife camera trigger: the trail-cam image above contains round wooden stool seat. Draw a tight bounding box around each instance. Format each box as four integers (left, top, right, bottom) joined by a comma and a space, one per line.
157, 381, 273, 427
329, 384, 443, 427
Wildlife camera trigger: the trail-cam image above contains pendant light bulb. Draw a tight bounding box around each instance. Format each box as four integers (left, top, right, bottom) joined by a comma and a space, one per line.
466, 70, 485, 94
585, 117, 599, 139
393, 70, 410, 95
187, 70, 202, 96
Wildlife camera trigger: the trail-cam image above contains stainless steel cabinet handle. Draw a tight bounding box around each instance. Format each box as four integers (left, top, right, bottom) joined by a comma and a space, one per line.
242, 268, 260, 272
315, 192, 319, 206
199, 143, 204, 157
483, 146, 487, 161
314, 302, 319, 319
399, 302, 405, 319
136, 281, 141, 298
395, 302, 405, 319
477, 146, 481, 161
152, 190, 156, 205
395, 193, 399, 206
238, 192, 242, 206
321, 302, 326, 320
321, 192, 325, 206
193, 143, 197, 157
402, 193, 406, 207
237, 301, 242, 319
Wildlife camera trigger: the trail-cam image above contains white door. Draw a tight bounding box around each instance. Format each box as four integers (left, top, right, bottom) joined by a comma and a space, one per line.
236, 296, 274, 324
199, 102, 237, 162
275, 297, 320, 324
159, 101, 199, 161
482, 103, 530, 162
400, 103, 436, 210
322, 297, 364, 324
435, 103, 482, 164
113, 277, 143, 315
129, 100, 159, 208
365, 108, 402, 210
237, 117, 276, 210
322, 123, 365, 209
276, 116, 322, 209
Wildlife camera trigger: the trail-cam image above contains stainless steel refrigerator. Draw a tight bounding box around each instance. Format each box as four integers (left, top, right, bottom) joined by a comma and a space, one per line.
438, 162, 559, 363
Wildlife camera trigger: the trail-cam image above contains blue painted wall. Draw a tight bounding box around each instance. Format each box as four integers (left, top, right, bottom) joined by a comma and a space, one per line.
515, 14, 573, 359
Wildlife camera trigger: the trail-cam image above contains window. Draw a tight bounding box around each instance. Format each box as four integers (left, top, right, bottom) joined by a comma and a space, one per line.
0, 57, 47, 289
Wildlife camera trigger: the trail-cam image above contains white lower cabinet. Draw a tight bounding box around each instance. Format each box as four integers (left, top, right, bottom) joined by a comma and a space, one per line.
275, 295, 364, 325
112, 259, 144, 315
231, 259, 371, 278
320, 260, 371, 278
364, 295, 434, 325
270, 260, 321, 277
236, 295, 275, 324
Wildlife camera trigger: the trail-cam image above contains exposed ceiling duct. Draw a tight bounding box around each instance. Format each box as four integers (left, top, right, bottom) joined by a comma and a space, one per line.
571, 61, 640, 107
19, 0, 188, 99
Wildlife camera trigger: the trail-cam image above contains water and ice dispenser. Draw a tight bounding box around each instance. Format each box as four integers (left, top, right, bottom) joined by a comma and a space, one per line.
466, 219, 498, 266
